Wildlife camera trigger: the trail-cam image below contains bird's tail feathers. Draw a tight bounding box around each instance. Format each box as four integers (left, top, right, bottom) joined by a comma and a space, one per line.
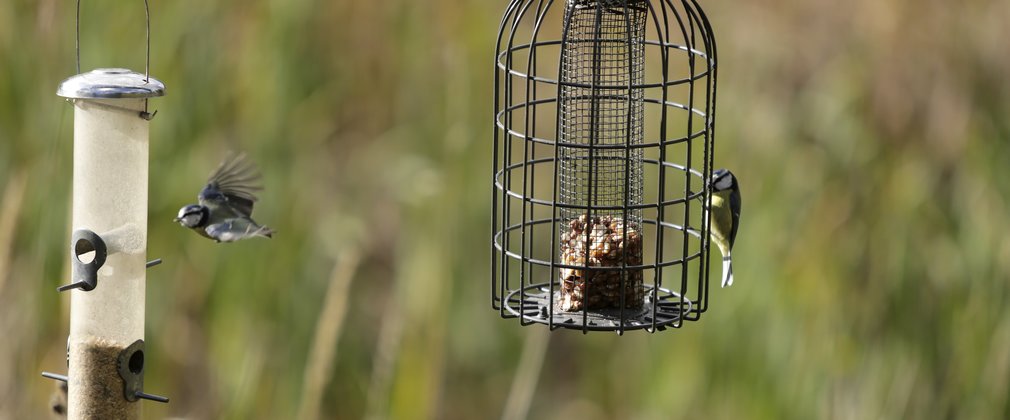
255, 226, 275, 239
243, 223, 274, 239
721, 255, 734, 288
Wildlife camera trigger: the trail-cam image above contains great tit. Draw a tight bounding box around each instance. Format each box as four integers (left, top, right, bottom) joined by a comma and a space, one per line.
174, 153, 274, 242
708, 168, 740, 287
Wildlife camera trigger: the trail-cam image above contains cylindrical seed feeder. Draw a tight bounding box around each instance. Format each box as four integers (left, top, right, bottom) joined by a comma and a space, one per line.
45, 1, 169, 417
59, 68, 163, 418
492, 0, 718, 333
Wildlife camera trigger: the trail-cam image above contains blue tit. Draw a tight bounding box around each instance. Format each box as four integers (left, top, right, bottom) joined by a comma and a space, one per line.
708, 168, 741, 287
174, 153, 274, 242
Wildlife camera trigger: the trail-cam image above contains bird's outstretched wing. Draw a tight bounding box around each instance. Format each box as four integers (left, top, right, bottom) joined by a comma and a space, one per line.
198, 153, 262, 217
205, 219, 274, 242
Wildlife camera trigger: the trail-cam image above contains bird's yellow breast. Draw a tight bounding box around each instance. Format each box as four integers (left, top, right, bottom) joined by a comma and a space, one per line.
709, 191, 734, 253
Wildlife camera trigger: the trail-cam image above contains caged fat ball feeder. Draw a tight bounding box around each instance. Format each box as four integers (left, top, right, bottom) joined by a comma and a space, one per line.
491, 0, 719, 333
42, 1, 169, 418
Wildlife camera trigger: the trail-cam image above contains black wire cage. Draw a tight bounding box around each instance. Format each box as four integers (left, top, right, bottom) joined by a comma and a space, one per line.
492, 0, 718, 333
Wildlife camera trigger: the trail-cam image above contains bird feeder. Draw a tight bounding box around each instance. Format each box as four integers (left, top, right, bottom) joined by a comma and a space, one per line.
42, 1, 168, 417
492, 0, 718, 333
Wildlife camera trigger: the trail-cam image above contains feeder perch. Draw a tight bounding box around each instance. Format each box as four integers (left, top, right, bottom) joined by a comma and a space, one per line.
492, 0, 718, 333
58, 229, 108, 292
42, 1, 168, 417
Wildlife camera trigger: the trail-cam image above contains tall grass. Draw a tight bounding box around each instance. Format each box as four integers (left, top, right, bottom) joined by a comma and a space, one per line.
298, 250, 362, 420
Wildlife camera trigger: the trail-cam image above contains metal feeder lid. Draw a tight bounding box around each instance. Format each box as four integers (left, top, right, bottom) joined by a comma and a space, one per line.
57, 68, 165, 99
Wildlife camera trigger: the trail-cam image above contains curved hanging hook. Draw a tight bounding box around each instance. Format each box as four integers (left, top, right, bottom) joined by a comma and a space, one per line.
76, 0, 151, 82
74, 0, 155, 119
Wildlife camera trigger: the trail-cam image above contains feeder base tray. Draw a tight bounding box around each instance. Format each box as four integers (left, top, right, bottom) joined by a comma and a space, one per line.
503, 282, 692, 332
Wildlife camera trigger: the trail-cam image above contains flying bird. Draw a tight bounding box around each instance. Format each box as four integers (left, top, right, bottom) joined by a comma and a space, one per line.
174, 153, 274, 242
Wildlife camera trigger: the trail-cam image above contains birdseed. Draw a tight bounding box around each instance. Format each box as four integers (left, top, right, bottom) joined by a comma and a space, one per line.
68, 337, 139, 419
558, 215, 644, 311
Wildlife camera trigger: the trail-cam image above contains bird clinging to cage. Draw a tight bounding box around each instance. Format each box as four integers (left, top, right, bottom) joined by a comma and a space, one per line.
708, 169, 741, 287
174, 153, 274, 242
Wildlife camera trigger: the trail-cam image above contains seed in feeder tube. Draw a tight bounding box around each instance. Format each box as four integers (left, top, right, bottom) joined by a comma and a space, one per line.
70, 337, 139, 419
558, 215, 644, 312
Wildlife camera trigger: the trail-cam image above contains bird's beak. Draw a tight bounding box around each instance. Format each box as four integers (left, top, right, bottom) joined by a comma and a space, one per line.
172, 217, 181, 223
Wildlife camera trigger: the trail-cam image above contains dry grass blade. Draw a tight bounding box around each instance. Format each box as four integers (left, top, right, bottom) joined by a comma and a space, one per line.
363, 304, 404, 420
0, 171, 27, 295
501, 329, 550, 420
297, 249, 362, 420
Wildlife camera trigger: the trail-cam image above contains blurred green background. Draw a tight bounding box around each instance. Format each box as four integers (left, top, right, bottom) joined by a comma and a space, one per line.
2, 0, 1010, 419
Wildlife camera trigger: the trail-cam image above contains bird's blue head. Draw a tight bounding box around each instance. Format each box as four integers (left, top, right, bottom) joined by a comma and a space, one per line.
174, 204, 208, 228
710, 169, 737, 192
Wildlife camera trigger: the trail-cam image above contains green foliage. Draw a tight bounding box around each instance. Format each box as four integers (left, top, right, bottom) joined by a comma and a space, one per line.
1, 0, 1009, 418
